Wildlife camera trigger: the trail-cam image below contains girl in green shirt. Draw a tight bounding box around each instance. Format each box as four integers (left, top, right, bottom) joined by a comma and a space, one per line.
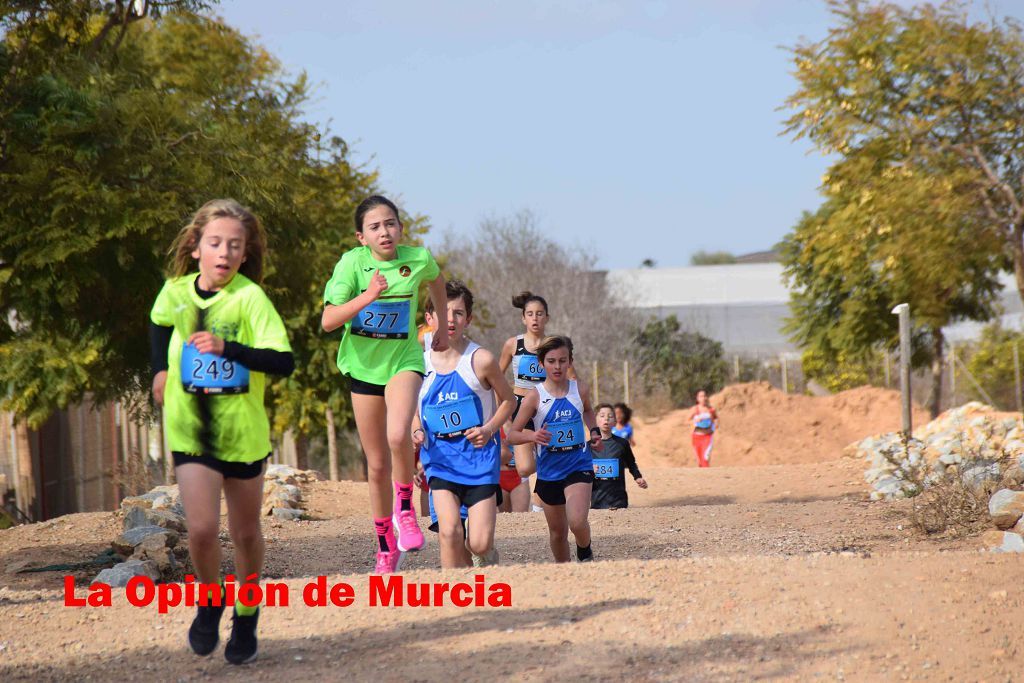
150, 199, 294, 665
322, 195, 448, 574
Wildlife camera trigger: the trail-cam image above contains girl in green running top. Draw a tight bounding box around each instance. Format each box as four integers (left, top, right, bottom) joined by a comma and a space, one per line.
150, 199, 294, 664
322, 195, 449, 574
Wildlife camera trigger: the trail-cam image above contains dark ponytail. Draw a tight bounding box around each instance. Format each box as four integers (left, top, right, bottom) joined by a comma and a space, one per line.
511, 290, 549, 314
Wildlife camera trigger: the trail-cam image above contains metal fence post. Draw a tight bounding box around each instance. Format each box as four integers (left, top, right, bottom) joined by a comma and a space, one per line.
892, 303, 912, 436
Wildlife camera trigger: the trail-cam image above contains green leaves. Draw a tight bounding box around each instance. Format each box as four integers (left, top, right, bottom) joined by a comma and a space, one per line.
0, 3, 379, 437
781, 1, 1021, 409
0, 330, 108, 428
633, 316, 727, 409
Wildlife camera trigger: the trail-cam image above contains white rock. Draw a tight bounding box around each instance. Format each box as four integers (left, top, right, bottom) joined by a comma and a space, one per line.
94, 559, 161, 587
873, 475, 908, 498
988, 489, 1024, 529
272, 507, 303, 521
990, 531, 1024, 554
266, 464, 300, 479
961, 462, 1001, 492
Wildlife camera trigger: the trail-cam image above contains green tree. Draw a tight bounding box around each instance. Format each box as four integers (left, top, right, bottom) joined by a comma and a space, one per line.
690, 250, 736, 266
634, 315, 727, 408
801, 347, 883, 393
0, 2, 383, 444
780, 150, 1003, 416
963, 323, 1024, 410
784, 0, 1024, 302
781, 1, 1017, 416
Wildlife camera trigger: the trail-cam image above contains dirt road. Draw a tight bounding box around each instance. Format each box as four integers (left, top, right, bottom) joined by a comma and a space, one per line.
1, 457, 1022, 681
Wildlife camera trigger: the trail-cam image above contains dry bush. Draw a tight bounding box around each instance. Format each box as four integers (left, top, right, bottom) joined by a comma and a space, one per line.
110, 452, 153, 499
881, 432, 1010, 536
437, 211, 646, 404
909, 476, 991, 536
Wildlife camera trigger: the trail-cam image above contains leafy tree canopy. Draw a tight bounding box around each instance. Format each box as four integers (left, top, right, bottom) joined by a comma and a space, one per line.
784, 0, 1024, 299
634, 315, 727, 408
0, 1, 393, 433
781, 0, 1021, 413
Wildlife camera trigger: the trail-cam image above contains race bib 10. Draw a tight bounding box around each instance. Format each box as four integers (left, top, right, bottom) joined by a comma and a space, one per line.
423, 395, 483, 440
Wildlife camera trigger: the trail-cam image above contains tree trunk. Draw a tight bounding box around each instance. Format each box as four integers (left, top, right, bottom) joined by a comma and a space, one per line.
929, 328, 944, 419
1012, 224, 1024, 308
295, 435, 309, 471
325, 407, 339, 481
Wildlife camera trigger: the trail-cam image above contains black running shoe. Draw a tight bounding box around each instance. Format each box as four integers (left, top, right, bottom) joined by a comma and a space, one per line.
577, 544, 594, 562
224, 608, 259, 665
188, 603, 225, 656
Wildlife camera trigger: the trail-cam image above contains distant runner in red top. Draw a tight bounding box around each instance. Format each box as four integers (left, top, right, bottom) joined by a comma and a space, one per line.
688, 390, 718, 468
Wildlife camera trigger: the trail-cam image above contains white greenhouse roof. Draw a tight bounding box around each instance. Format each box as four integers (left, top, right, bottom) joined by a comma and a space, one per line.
605, 264, 1023, 353
607, 263, 790, 308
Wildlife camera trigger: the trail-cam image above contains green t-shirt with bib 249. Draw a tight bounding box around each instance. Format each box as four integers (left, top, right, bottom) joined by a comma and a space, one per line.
150, 273, 291, 462
323, 244, 439, 385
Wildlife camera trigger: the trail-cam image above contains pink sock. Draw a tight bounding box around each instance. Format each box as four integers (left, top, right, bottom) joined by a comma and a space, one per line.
393, 481, 414, 512
374, 517, 394, 552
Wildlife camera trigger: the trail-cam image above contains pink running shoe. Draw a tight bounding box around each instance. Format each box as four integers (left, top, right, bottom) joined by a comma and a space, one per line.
374, 549, 403, 574
392, 508, 425, 553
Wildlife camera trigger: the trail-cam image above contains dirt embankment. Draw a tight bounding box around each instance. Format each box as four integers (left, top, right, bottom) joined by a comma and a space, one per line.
634, 382, 931, 468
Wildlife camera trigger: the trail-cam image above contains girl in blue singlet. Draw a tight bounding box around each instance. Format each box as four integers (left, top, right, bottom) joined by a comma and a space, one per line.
412, 281, 516, 568
612, 402, 636, 447
508, 335, 602, 563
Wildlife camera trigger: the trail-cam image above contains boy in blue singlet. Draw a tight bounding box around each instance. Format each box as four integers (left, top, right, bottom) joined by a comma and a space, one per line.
412, 281, 516, 568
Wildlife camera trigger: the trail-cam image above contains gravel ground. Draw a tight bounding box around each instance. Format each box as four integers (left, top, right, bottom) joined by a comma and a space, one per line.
0, 458, 1020, 682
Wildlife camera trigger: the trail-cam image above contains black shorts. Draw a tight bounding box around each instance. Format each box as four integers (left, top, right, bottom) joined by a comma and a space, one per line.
512, 394, 535, 431
348, 376, 386, 396
428, 477, 501, 508
535, 469, 595, 506
348, 372, 425, 396
172, 452, 269, 480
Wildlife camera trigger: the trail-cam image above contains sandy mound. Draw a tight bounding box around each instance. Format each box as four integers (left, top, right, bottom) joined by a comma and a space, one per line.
634, 382, 931, 467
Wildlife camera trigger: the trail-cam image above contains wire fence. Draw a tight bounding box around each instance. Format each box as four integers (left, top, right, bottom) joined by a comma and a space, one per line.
2, 341, 1020, 523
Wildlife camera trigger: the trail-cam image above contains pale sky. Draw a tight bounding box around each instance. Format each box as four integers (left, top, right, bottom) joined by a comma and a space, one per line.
216, 0, 1022, 269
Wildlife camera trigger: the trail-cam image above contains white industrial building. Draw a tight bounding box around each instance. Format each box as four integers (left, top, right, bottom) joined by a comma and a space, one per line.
605, 263, 1024, 354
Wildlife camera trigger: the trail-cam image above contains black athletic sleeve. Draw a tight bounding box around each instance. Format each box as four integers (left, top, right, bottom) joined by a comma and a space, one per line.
623, 441, 642, 480
222, 341, 295, 377
149, 323, 173, 378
